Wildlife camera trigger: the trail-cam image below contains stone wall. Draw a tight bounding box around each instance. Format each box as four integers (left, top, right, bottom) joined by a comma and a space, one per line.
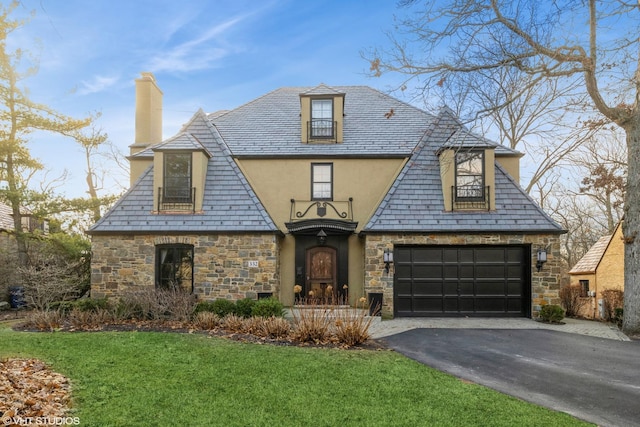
91, 233, 279, 301
364, 233, 562, 318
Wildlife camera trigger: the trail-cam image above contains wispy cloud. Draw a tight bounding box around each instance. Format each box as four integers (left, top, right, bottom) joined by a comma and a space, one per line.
78, 75, 119, 95
148, 15, 246, 73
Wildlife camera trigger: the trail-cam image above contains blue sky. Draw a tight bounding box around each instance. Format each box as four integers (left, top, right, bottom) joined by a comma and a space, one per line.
8, 0, 412, 198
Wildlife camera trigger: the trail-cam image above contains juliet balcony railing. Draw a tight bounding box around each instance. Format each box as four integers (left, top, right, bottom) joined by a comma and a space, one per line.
289, 198, 354, 222
451, 186, 490, 211
307, 119, 337, 142
158, 187, 196, 213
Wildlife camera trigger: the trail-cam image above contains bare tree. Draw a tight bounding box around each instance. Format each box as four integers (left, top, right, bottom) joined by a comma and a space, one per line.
367, 1, 640, 335
573, 131, 626, 232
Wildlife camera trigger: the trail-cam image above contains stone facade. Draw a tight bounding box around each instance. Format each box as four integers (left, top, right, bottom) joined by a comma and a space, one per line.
364, 233, 562, 318
91, 233, 280, 301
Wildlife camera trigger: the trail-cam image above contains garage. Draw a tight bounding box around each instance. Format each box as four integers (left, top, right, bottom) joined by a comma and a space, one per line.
394, 245, 531, 317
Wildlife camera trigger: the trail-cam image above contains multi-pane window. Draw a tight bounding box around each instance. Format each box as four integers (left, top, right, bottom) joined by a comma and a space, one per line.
579, 280, 589, 297
156, 244, 194, 292
163, 153, 192, 202
455, 151, 484, 199
312, 163, 333, 200
311, 99, 333, 137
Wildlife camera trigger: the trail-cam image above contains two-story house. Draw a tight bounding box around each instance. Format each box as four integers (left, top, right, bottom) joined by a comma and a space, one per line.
88, 73, 564, 318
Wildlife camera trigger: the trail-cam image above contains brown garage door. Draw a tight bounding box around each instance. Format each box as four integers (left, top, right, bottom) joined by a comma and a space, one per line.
394, 245, 530, 317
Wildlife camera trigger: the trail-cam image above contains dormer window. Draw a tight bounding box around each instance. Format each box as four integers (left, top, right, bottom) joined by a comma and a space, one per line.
163, 153, 193, 203
300, 85, 344, 144
455, 151, 485, 200
311, 99, 334, 138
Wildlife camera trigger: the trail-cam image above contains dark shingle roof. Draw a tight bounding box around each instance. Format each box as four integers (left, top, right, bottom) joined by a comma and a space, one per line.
89, 111, 278, 234
363, 108, 564, 233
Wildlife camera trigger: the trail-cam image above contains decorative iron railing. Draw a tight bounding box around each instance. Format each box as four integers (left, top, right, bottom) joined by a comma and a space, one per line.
451, 186, 490, 211
289, 198, 353, 222
158, 187, 196, 213
307, 119, 337, 142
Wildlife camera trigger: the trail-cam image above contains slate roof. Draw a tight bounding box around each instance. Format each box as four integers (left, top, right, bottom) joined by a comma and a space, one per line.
363, 108, 564, 233
569, 234, 613, 274
89, 111, 278, 234
92, 85, 562, 235
210, 86, 435, 157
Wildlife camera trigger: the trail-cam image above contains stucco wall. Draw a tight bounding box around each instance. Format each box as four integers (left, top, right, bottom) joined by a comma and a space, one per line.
91, 233, 279, 301
364, 233, 562, 318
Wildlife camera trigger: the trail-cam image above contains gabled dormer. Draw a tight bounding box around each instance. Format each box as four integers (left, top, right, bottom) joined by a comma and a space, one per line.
299, 84, 345, 144
439, 146, 496, 211
152, 133, 212, 213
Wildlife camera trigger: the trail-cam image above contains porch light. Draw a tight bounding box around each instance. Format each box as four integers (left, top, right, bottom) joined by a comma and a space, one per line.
536, 248, 547, 272
383, 248, 394, 273
316, 229, 327, 245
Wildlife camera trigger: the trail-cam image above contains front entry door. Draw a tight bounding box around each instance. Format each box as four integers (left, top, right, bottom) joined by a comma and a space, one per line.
306, 246, 337, 302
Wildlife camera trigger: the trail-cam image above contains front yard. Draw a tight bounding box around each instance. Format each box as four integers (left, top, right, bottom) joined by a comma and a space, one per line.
0, 322, 591, 426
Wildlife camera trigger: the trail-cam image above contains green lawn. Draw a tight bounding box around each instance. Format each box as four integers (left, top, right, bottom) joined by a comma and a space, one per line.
0, 322, 592, 427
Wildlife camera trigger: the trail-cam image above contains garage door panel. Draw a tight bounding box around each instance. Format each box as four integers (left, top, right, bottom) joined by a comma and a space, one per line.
476, 281, 506, 295
475, 265, 505, 278
476, 248, 506, 262
396, 264, 413, 277
507, 265, 524, 278
413, 247, 443, 263
394, 245, 530, 317
413, 281, 443, 296
443, 281, 460, 295
395, 297, 413, 313
395, 280, 413, 296
458, 281, 475, 295
413, 265, 443, 278
414, 297, 445, 312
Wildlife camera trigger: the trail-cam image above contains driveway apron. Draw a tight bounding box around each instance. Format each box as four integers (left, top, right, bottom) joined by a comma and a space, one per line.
381, 328, 640, 427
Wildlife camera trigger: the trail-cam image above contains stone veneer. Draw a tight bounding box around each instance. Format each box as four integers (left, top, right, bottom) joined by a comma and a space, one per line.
364, 233, 562, 318
91, 234, 279, 301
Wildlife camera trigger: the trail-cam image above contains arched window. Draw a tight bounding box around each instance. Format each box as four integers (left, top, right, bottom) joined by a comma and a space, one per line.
156, 244, 194, 293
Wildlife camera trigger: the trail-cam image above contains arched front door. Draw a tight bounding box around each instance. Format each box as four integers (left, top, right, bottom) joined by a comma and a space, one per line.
306, 246, 337, 302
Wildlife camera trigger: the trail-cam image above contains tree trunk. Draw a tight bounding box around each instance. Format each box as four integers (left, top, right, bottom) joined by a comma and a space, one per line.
622, 117, 640, 336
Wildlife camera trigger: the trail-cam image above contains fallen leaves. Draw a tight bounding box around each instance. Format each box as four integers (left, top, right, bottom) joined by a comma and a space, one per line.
0, 358, 72, 423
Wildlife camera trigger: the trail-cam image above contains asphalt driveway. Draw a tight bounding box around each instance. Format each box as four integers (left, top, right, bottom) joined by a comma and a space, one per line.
381, 328, 640, 427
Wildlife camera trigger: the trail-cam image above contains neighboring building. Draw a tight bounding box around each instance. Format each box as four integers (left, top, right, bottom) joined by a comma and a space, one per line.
569, 222, 624, 319
88, 73, 565, 318
0, 202, 49, 302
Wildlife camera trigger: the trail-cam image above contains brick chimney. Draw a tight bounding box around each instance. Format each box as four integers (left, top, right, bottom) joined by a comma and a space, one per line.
130, 72, 163, 156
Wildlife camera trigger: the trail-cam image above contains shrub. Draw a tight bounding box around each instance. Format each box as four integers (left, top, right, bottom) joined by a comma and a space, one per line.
539, 304, 564, 323
210, 299, 236, 317
252, 297, 285, 318
234, 298, 257, 318
192, 312, 221, 330
74, 298, 110, 312
291, 306, 332, 343
614, 308, 624, 327
117, 288, 195, 321
333, 307, 374, 347
193, 301, 216, 315
255, 317, 291, 339
559, 284, 589, 317
602, 289, 624, 322
22, 310, 64, 331
220, 314, 246, 333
